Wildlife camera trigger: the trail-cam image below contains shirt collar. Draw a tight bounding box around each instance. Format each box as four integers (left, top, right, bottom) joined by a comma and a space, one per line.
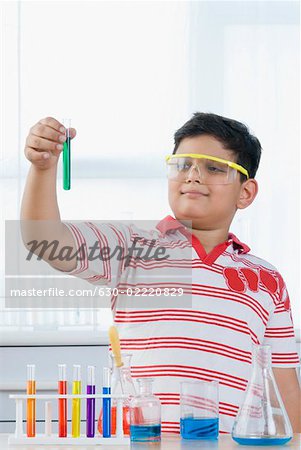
156, 215, 250, 254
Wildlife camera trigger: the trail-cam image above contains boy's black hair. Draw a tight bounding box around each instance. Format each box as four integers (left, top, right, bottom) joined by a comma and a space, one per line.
173, 112, 262, 180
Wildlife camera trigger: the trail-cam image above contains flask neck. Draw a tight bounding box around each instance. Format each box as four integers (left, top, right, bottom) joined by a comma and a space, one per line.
110, 352, 132, 369
253, 345, 271, 370
137, 378, 154, 395
110, 353, 137, 398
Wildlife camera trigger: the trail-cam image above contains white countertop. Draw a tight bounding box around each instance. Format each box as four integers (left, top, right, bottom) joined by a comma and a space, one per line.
1, 434, 300, 450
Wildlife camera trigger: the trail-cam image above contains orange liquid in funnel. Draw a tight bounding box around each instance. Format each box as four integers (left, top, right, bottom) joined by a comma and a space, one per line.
98, 404, 145, 435
98, 405, 130, 435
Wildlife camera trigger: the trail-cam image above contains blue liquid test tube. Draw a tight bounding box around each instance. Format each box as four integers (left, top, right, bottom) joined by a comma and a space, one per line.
102, 367, 111, 437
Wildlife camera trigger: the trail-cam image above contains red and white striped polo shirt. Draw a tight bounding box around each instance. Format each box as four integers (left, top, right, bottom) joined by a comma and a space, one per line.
63, 215, 300, 434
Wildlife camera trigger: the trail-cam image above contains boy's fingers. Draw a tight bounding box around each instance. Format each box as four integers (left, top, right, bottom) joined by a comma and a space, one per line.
25, 147, 51, 163
39, 117, 64, 133
31, 123, 66, 143
31, 119, 76, 141
26, 135, 63, 154
69, 128, 76, 139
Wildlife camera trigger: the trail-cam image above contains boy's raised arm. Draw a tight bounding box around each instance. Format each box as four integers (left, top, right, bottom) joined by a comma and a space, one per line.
20, 117, 78, 272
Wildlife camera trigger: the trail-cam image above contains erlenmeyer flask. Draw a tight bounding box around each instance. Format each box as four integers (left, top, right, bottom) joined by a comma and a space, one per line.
98, 353, 136, 436
232, 345, 293, 445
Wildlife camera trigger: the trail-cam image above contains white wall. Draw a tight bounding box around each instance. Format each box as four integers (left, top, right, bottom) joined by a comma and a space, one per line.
1, 1, 300, 339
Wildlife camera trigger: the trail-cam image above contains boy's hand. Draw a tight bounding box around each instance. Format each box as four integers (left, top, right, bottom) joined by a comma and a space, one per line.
24, 117, 76, 170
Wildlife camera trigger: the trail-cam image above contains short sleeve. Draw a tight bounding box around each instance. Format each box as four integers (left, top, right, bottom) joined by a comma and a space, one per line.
56, 221, 131, 287
263, 273, 300, 368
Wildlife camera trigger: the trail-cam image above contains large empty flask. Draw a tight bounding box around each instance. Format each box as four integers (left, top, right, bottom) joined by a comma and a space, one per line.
232, 345, 293, 446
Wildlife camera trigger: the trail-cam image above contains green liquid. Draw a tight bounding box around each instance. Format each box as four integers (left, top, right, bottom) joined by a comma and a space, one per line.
63, 137, 71, 190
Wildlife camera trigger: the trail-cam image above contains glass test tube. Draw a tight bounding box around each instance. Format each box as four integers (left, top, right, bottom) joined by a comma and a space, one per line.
86, 366, 95, 437
63, 118, 71, 190
26, 364, 36, 437
72, 365, 81, 438
45, 401, 52, 436
102, 367, 111, 438
58, 364, 67, 437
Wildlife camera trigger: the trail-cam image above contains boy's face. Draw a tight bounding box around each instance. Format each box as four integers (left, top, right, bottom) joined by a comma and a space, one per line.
168, 134, 258, 230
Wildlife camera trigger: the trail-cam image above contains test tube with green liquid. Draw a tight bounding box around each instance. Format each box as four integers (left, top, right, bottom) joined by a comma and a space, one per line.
63, 118, 71, 190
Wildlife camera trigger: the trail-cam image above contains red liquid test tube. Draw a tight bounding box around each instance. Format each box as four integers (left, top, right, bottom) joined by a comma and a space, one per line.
58, 364, 67, 437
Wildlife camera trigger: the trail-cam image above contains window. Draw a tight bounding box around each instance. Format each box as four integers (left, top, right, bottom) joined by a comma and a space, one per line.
1, 1, 299, 342
1, 1, 190, 341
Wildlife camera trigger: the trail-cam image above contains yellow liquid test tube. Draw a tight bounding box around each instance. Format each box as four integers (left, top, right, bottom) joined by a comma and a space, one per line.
72, 365, 81, 438
26, 364, 36, 437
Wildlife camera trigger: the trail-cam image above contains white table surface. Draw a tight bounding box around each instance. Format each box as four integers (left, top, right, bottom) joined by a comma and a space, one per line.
1, 434, 300, 450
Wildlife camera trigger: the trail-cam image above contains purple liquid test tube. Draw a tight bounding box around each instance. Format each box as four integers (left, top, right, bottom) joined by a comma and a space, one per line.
86, 366, 95, 437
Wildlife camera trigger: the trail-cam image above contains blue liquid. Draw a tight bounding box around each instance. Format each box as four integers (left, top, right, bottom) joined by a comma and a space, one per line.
180, 417, 219, 440
130, 424, 161, 442
232, 436, 292, 446
102, 387, 111, 438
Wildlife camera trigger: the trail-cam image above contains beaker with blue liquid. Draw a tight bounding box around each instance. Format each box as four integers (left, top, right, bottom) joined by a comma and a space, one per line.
232, 344, 293, 446
180, 380, 219, 440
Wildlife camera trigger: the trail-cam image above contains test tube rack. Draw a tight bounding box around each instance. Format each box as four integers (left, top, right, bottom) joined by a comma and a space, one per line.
8, 392, 130, 446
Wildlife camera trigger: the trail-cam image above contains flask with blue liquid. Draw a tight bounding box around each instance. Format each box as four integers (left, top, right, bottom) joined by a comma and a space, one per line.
129, 378, 161, 442
232, 344, 293, 446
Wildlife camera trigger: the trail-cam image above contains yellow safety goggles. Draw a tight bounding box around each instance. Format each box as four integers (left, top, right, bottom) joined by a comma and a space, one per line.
165, 153, 249, 185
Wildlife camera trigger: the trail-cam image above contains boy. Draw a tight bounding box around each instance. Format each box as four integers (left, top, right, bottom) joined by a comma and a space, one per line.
21, 113, 300, 434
